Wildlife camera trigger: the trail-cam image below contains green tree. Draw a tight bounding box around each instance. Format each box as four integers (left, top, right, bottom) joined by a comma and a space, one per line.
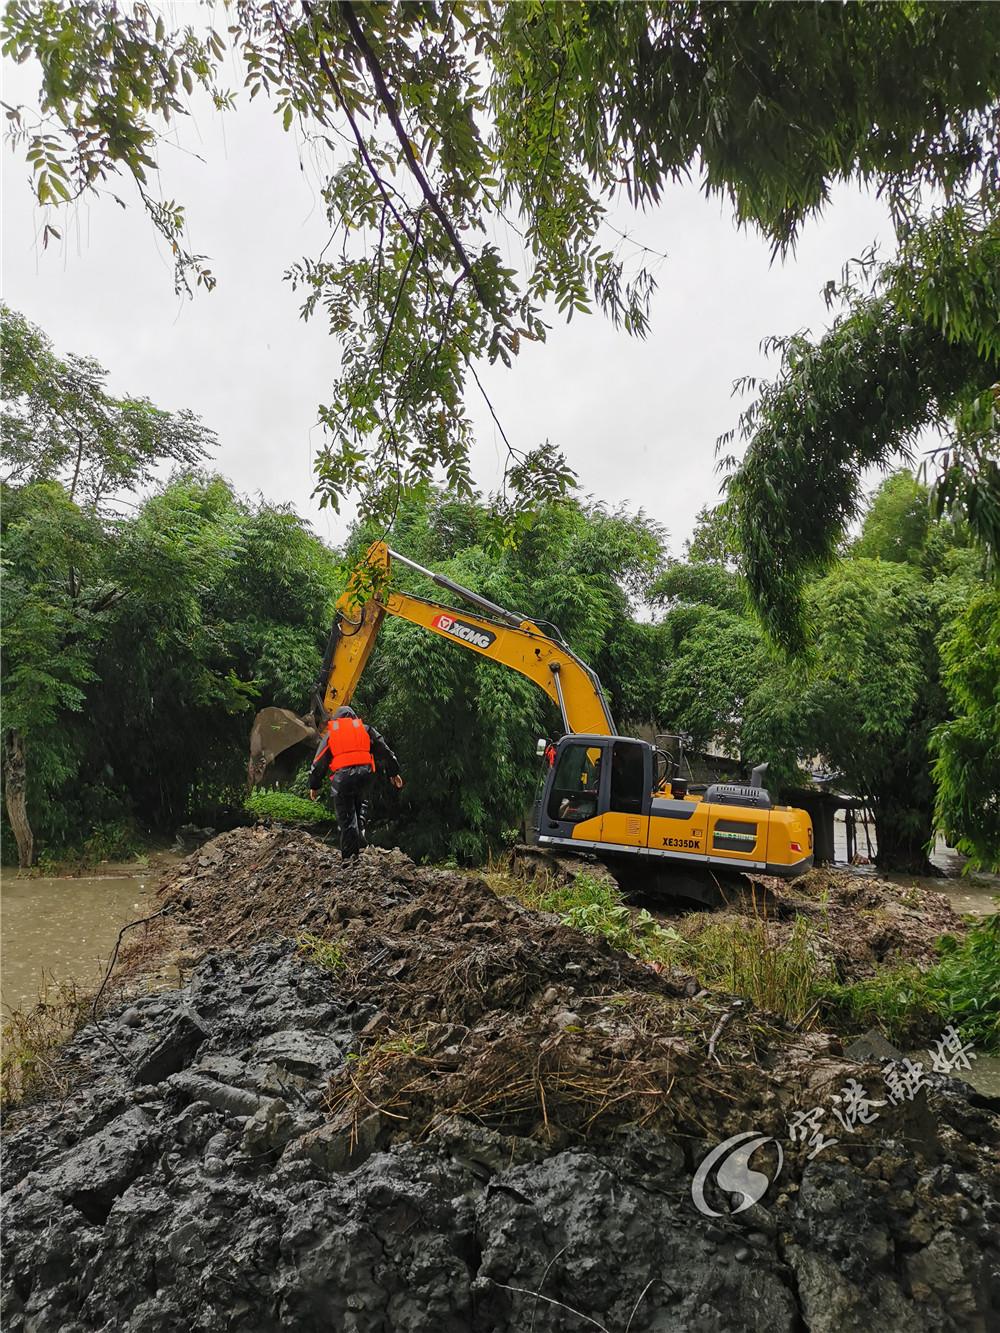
1, 305, 213, 508
1, 312, 213, 864
799, 560, 945, 873
0, 311, 344, 863
932, 590, 1000, 872
0, 482, 112, 865
656, 477, 991, 871
853, 471, 933, 565
728, 205, 998, 650
6, 3, 999, 518
87, 474, 341, 831
684, 503, 740, 568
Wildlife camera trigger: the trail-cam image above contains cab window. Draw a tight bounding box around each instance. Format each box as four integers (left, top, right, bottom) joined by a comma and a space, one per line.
547, 743, 604, 824
609, 740, 646, 815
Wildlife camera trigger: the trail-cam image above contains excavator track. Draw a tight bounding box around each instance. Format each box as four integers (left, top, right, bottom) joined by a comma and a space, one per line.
509, 844, 756, 910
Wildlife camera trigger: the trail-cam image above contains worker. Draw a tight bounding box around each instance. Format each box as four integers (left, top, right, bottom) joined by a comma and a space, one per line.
308, 705, 403, 858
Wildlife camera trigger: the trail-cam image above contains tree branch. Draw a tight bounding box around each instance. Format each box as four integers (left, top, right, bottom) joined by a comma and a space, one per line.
338, 0, 492, 312
295, 0, 418, 249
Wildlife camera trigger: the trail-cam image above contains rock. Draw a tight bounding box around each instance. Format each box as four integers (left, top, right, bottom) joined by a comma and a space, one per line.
249, 1028, 349, 1079
133, 1010, 207, 1085
167, 1072, 269, 1119
843, 1028, 905, 1064
32, 1108, 157, 1225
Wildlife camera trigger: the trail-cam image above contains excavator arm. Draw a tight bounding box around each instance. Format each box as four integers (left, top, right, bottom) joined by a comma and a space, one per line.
249, 542, 615, 781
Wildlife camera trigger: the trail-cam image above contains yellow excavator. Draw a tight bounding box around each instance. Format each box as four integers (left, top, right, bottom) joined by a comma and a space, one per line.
250, 542, 813, 903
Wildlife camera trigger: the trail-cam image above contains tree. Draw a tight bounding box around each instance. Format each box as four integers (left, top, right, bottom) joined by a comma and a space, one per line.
853, 470, 934, 566
728, 204, 998, 650
654, 474, 991, 872
932, 590, 1000, 872
1, 312, 213, 864
798, 561, 945, 874
0, 482, 111, 865
1, 305, 214, 509
87, 473, 342, 831
5, 2, 999, 519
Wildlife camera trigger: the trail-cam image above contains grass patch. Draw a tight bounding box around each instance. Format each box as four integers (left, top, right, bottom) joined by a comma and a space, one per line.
246, 790, 337, 826
678, 916, 818, 1026
497, 868, 819, 1025
817, 915, 1000, 1050
297, 931, 348, 973
493, 863, 1000, 1046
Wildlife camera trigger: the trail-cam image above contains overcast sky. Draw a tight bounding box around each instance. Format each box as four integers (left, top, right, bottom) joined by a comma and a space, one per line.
3, 47, 894, 555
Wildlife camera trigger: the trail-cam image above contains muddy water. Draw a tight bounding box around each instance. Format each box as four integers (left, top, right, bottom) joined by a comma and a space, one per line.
1, 872, 153, 1014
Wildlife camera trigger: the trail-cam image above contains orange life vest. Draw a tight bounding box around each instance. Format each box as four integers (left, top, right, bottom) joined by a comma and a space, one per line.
326, 717, 375, 775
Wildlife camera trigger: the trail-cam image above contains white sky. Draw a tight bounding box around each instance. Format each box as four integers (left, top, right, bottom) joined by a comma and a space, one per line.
2, 46, 894, 554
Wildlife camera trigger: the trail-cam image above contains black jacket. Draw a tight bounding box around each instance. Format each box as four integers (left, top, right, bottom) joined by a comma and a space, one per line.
308, 722, 400, 791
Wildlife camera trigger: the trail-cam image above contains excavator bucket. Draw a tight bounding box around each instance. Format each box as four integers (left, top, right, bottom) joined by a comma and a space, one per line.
248, 541, 391, 786
248, 707, 319, 786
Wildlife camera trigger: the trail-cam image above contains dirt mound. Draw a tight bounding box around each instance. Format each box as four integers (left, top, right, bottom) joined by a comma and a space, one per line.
788, 866, 967, 978
4, 830, 999, 1331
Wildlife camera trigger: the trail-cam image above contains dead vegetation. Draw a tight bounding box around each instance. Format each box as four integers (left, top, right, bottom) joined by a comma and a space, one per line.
153, 828, 857, 1154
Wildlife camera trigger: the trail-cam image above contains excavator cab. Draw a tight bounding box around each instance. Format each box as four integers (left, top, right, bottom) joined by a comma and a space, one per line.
537, 735, 653, 849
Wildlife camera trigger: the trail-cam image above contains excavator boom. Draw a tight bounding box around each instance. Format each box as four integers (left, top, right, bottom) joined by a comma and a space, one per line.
249, 542, 614, 781
319, 543, 615, 736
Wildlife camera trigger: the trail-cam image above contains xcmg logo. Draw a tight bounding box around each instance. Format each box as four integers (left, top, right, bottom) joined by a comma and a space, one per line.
431, 614, 496, 651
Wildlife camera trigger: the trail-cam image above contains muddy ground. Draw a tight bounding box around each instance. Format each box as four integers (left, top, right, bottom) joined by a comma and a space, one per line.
673, 861, 971, 981
3, 828, 998, 1331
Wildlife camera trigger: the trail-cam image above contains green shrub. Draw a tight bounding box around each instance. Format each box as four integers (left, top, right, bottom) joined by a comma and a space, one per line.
245, 790, 337, 826
925, 918, 1000, 1048
816, 916, 999, 1050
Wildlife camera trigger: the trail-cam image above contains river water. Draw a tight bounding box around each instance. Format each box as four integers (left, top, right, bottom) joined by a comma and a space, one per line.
1, 872, 153, 1014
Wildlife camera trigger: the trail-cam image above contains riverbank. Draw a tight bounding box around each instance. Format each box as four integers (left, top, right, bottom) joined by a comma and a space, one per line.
2, 828, 998, 1330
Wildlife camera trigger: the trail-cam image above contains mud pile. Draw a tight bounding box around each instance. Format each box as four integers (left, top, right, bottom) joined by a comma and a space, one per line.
785, 866, 967, 977
3, 830, 999, 1331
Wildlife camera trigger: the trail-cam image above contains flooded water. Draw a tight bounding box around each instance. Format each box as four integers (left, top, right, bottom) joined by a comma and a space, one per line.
906, 1051, 1000, 1099
1, 872, 154, 1014
964, 1055, 1000, 1098
832, 818, 999, 918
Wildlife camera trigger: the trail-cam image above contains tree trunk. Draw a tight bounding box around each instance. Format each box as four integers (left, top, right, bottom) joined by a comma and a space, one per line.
3, 729, 34, 868
872, 797, 937, 876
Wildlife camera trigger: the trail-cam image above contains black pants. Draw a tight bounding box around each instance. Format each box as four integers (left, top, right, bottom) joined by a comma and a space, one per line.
330, 766, 373, 858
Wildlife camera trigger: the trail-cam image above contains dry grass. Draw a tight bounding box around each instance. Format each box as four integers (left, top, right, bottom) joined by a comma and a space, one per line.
325, 1018, 701, 1146
1, 978, 96, 1107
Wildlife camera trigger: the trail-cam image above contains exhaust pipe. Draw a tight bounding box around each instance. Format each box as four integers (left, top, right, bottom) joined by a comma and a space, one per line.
749, 761, 769, 789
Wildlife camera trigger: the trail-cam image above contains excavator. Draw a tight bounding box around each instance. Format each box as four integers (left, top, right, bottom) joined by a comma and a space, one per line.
250, 542, 813, 903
